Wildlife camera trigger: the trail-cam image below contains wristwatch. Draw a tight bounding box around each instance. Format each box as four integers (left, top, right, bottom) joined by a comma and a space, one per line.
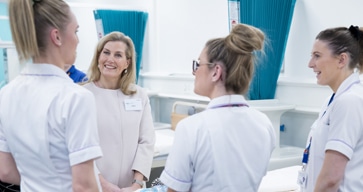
132, 179, 144, 188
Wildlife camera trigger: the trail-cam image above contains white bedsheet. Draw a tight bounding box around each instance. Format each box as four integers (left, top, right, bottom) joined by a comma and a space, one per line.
154, 129, 175, 157
258, 165, 300, 192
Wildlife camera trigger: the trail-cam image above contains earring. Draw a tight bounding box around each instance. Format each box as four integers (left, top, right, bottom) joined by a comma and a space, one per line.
124, 69, 128, 74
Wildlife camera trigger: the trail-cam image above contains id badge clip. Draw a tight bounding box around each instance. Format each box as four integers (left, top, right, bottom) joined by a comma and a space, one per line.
297, 165, 308, 190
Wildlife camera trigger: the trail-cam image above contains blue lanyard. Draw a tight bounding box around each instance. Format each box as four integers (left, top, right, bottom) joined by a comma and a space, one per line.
302, 79, 360, 169
321, 93, 335, 118
302, 137, 312, 165
302, 93, 335, 167
328, 93, 335, 106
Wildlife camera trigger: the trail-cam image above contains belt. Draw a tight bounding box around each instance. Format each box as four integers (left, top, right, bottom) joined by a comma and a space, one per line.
0, 181, 20, 192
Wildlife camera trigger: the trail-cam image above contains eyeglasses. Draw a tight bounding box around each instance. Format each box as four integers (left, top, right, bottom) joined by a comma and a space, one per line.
192, 60, 215, 72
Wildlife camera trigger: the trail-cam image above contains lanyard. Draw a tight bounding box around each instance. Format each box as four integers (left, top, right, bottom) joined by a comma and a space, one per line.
210, 103, 249, 109
302, 93, 335, 169
321, 93, 335, 118
302, 137, 312, 166
301, 78, 360, 169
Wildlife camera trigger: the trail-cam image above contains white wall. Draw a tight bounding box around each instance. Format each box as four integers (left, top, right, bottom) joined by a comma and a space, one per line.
151, 0, 229, 73
283, 0, 363, 82
276, 0, 363, 110
277, 0, 363, 147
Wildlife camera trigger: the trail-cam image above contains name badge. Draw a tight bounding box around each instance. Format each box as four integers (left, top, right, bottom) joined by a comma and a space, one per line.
124, 99, 142, 111
297, 169, 308, 190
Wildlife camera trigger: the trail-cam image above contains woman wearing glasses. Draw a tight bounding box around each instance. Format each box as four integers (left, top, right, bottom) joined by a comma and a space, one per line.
159, 23, 276, 192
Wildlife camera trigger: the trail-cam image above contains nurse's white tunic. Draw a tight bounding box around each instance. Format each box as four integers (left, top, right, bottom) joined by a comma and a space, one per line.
160, 95, 276, 192
305, 73, 363, 191
0, 63, 103, 191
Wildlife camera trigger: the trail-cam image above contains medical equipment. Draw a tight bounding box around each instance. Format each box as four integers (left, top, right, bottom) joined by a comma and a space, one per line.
170, 101, 207, 130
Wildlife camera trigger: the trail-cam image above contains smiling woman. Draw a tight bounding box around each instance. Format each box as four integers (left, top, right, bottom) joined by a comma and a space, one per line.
302, 26, 363, 192
86, 31, 137, 94
83, 31, 155, 191
96, 41, 129, 85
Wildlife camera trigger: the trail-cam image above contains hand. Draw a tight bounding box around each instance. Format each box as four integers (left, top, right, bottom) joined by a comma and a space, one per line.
101, 182, 122, 192
120, 184, 142, 192
99, 175, 121, 192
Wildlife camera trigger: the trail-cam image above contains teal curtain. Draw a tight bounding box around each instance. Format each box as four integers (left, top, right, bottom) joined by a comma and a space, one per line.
240, 0, 296, 100
93, 10, 148, 82
0, 2, 11, 88
0, 48, 5, 88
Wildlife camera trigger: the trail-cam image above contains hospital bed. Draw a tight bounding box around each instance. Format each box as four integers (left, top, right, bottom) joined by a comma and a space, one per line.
153, 101, 208, 167
152, 122, 174, 168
